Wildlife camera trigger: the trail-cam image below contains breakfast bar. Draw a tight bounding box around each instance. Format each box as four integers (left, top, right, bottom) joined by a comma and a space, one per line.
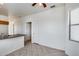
0, 34, 24, 56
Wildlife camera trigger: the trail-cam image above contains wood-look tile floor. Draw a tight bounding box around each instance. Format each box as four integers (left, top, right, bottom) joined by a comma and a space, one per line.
7, 41, 67, 56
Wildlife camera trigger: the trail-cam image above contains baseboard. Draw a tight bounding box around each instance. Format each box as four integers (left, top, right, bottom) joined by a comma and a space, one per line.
32, 42, 65, 51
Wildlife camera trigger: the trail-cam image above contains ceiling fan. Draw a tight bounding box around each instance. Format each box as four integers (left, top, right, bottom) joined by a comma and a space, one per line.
32, 3, 55, 8
32, 3, 47, 8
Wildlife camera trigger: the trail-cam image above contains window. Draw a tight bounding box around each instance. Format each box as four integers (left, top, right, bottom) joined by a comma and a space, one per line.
70, 8, 79, 42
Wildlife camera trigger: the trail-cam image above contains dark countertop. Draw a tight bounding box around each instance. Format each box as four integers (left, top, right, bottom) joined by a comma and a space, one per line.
0, 34, 25, 40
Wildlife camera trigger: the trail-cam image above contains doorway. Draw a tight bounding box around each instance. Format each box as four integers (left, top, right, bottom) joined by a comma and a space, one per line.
25, 22, 32, 43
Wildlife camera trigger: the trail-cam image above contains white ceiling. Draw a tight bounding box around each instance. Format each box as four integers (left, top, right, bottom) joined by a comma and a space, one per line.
0, 3, 64, 16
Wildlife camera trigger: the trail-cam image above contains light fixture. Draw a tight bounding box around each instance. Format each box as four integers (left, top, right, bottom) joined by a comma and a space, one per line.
39, 3, 42, 6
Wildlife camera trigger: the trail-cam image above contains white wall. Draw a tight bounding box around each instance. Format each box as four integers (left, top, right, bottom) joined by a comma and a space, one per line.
0, 25, 8, 35
8, 16, 23, 35
21, 6, 66, 50
65, 3, 79, 56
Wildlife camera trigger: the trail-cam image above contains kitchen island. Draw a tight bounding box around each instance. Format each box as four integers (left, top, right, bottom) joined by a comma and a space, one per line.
0, 34, 24, 56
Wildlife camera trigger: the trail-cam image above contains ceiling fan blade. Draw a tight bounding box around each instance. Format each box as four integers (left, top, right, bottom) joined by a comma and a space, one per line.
32, 3, 37, 6
42, 3, 47, 8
